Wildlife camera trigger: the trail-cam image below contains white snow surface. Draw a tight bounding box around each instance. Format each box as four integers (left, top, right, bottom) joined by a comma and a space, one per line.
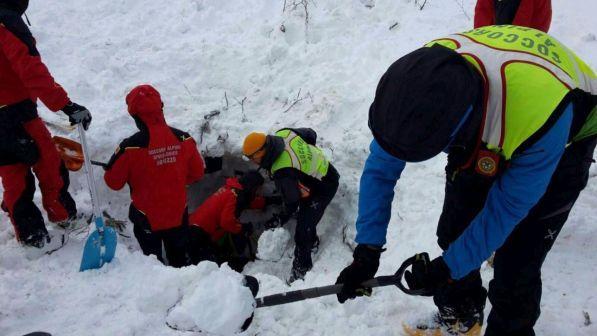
1, 0, 596, 335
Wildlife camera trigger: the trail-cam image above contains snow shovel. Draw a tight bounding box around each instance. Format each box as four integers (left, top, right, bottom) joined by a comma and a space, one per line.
78, 124, 117, 271
239, 255, 426, 331
52, 136, 109, 170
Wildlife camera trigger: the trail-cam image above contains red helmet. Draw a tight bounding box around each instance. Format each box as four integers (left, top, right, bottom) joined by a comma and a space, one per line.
125, 84, 165, 124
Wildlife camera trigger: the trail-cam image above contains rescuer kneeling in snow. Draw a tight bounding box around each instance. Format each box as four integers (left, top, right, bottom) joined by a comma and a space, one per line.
188, 170, 278, 272
104, 85, 205, 267
242, 128, 339, 283
335, 25, 596, 336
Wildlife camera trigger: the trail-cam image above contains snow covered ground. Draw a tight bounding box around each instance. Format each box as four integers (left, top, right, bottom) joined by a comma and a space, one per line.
1, 0, 596, 335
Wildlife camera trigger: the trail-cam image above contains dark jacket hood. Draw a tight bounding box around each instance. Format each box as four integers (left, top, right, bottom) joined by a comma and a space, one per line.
0, 0, 28, 15
260, 135, 285, 170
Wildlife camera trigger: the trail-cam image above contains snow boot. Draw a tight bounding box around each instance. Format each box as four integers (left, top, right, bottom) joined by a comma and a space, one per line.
402, 311, 482, 336
311, 235, 320, 255
287, 258, 312, 284
22, 228, 50, 248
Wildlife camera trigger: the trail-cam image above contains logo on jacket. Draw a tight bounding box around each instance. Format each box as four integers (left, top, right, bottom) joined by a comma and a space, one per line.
476, 154, 497, 177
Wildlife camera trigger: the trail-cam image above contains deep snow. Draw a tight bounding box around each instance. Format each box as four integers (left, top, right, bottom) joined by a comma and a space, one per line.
1, 0, 596, 335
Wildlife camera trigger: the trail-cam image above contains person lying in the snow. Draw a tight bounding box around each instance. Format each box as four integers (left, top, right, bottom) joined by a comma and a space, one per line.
104, 84, 205, 267
188, 170, 275, 272
242, 128, 339, 283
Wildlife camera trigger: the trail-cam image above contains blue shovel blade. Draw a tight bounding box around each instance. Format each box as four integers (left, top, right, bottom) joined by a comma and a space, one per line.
80, 217, 118, 271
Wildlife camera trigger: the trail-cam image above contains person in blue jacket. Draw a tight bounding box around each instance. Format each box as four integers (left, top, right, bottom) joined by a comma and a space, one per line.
334, 42, 596, 335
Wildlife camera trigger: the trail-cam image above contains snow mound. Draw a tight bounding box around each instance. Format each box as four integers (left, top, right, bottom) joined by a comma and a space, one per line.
256, 228, 291, 261
166, 262, 255, 335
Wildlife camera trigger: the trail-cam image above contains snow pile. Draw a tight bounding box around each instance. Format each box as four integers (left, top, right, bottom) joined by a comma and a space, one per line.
1, 0, 596, 335
256, 227, 292, 261
166, 262, 254, 335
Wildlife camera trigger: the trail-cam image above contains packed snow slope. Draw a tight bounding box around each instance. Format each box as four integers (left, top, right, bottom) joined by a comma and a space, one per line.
1, 0, 596, 335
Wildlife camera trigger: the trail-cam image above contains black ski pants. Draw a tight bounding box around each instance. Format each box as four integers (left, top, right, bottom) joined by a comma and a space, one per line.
294, 165, 339, 270
130, 204, 190, 268
436, 136, 596, 335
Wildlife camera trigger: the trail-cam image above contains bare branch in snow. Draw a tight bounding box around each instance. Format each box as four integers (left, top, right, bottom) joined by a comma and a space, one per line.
235, 96, 248, 122
451, 0, 471, 20
223, 91, 229, 111
282, 88, 309, 113
415, 0, 427, 10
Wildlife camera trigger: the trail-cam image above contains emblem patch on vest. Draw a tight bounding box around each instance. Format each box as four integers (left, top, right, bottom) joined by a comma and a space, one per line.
475, 150, 500, 177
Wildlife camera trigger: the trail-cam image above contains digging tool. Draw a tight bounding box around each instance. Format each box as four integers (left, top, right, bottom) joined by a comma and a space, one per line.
78, 124, 117, 271
236, 255, 425, 331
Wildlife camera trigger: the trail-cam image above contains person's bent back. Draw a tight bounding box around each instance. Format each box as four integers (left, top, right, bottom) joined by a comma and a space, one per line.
104, 84, 204, 267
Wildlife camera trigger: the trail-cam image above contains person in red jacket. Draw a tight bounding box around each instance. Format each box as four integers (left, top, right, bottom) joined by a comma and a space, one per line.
104, 84, 204, 267
0, 0, 92, 248
474, 0, 551, 32
188, 171, 270, 272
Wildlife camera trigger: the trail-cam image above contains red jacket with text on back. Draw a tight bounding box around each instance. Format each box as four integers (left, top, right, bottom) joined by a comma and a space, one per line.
0, 9, 69, 112
189, 177, 265, 242
474, 0, 551, 33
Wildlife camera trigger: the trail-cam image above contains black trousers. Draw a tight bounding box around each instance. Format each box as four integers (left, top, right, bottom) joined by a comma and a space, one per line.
436, 137, 596, 335
187, 226, 254, 272
130, 205, 190, 268
294, 164, 339, 270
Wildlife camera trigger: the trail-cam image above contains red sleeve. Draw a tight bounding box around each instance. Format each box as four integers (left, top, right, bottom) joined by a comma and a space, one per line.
104, 148, 130, 191
529, 0, 551, 32
249, 196, 266, 210
184, 138, 205, 185
219, 193, 242, 234
511, 0, 535, 28
474, 0, 495, 28
0, 23, 69, 111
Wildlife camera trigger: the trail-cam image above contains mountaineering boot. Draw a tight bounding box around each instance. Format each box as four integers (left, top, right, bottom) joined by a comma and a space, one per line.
22, 228, 50, 248
287, 258, 312, 284
311, 235, 320, 255
402, 310, 482, 336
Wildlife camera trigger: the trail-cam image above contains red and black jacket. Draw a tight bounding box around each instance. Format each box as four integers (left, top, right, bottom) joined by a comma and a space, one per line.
474, 0, 551, 33
189, 177, 265, 242
105, 122, 205, 232
0, 7, 69, 119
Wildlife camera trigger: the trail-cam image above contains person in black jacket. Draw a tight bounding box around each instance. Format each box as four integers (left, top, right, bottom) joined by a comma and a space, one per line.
242, 128, 339, 283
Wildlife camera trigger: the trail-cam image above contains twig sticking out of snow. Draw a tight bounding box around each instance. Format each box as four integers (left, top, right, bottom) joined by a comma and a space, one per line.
415, 0, 427, 10
451, 0, 471, 20
282, 88, 309, 113
235, 96, 248, 122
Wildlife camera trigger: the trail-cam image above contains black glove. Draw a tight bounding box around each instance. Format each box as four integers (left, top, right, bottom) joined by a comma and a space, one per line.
403, 253, 451, 296
241, 222, 253, 236
61, 102, 92, 130
336, 244, 383, 303
264, 195, 283, 206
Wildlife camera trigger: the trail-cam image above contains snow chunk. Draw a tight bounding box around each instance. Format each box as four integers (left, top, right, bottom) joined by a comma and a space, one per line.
256, 228, 291, 261
166, 262, 255, 335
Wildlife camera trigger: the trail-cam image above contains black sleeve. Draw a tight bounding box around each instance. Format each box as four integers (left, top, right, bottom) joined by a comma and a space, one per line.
291, 128, 317, 145
106, 131, 148, 170
494, 0, 522, 25
0, 13, 39, 56
273, 169, 301, 220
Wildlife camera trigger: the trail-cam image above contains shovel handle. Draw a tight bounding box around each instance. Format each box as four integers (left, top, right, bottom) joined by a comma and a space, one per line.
91, 160, 108, 168
255, 256, 429, 308
255, 275, 398, 308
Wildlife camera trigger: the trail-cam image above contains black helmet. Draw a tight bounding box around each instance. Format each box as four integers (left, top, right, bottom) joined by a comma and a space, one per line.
368, 45, 481, 162
0, 0, 29, 15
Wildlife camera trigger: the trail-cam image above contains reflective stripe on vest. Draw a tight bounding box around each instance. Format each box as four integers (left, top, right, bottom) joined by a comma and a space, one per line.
428, 25, 597, 159
270, 129, 329, 180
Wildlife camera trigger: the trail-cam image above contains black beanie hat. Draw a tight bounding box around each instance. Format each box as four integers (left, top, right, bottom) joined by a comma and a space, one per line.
368, 44, 481, 162
239, 170, 264, 193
